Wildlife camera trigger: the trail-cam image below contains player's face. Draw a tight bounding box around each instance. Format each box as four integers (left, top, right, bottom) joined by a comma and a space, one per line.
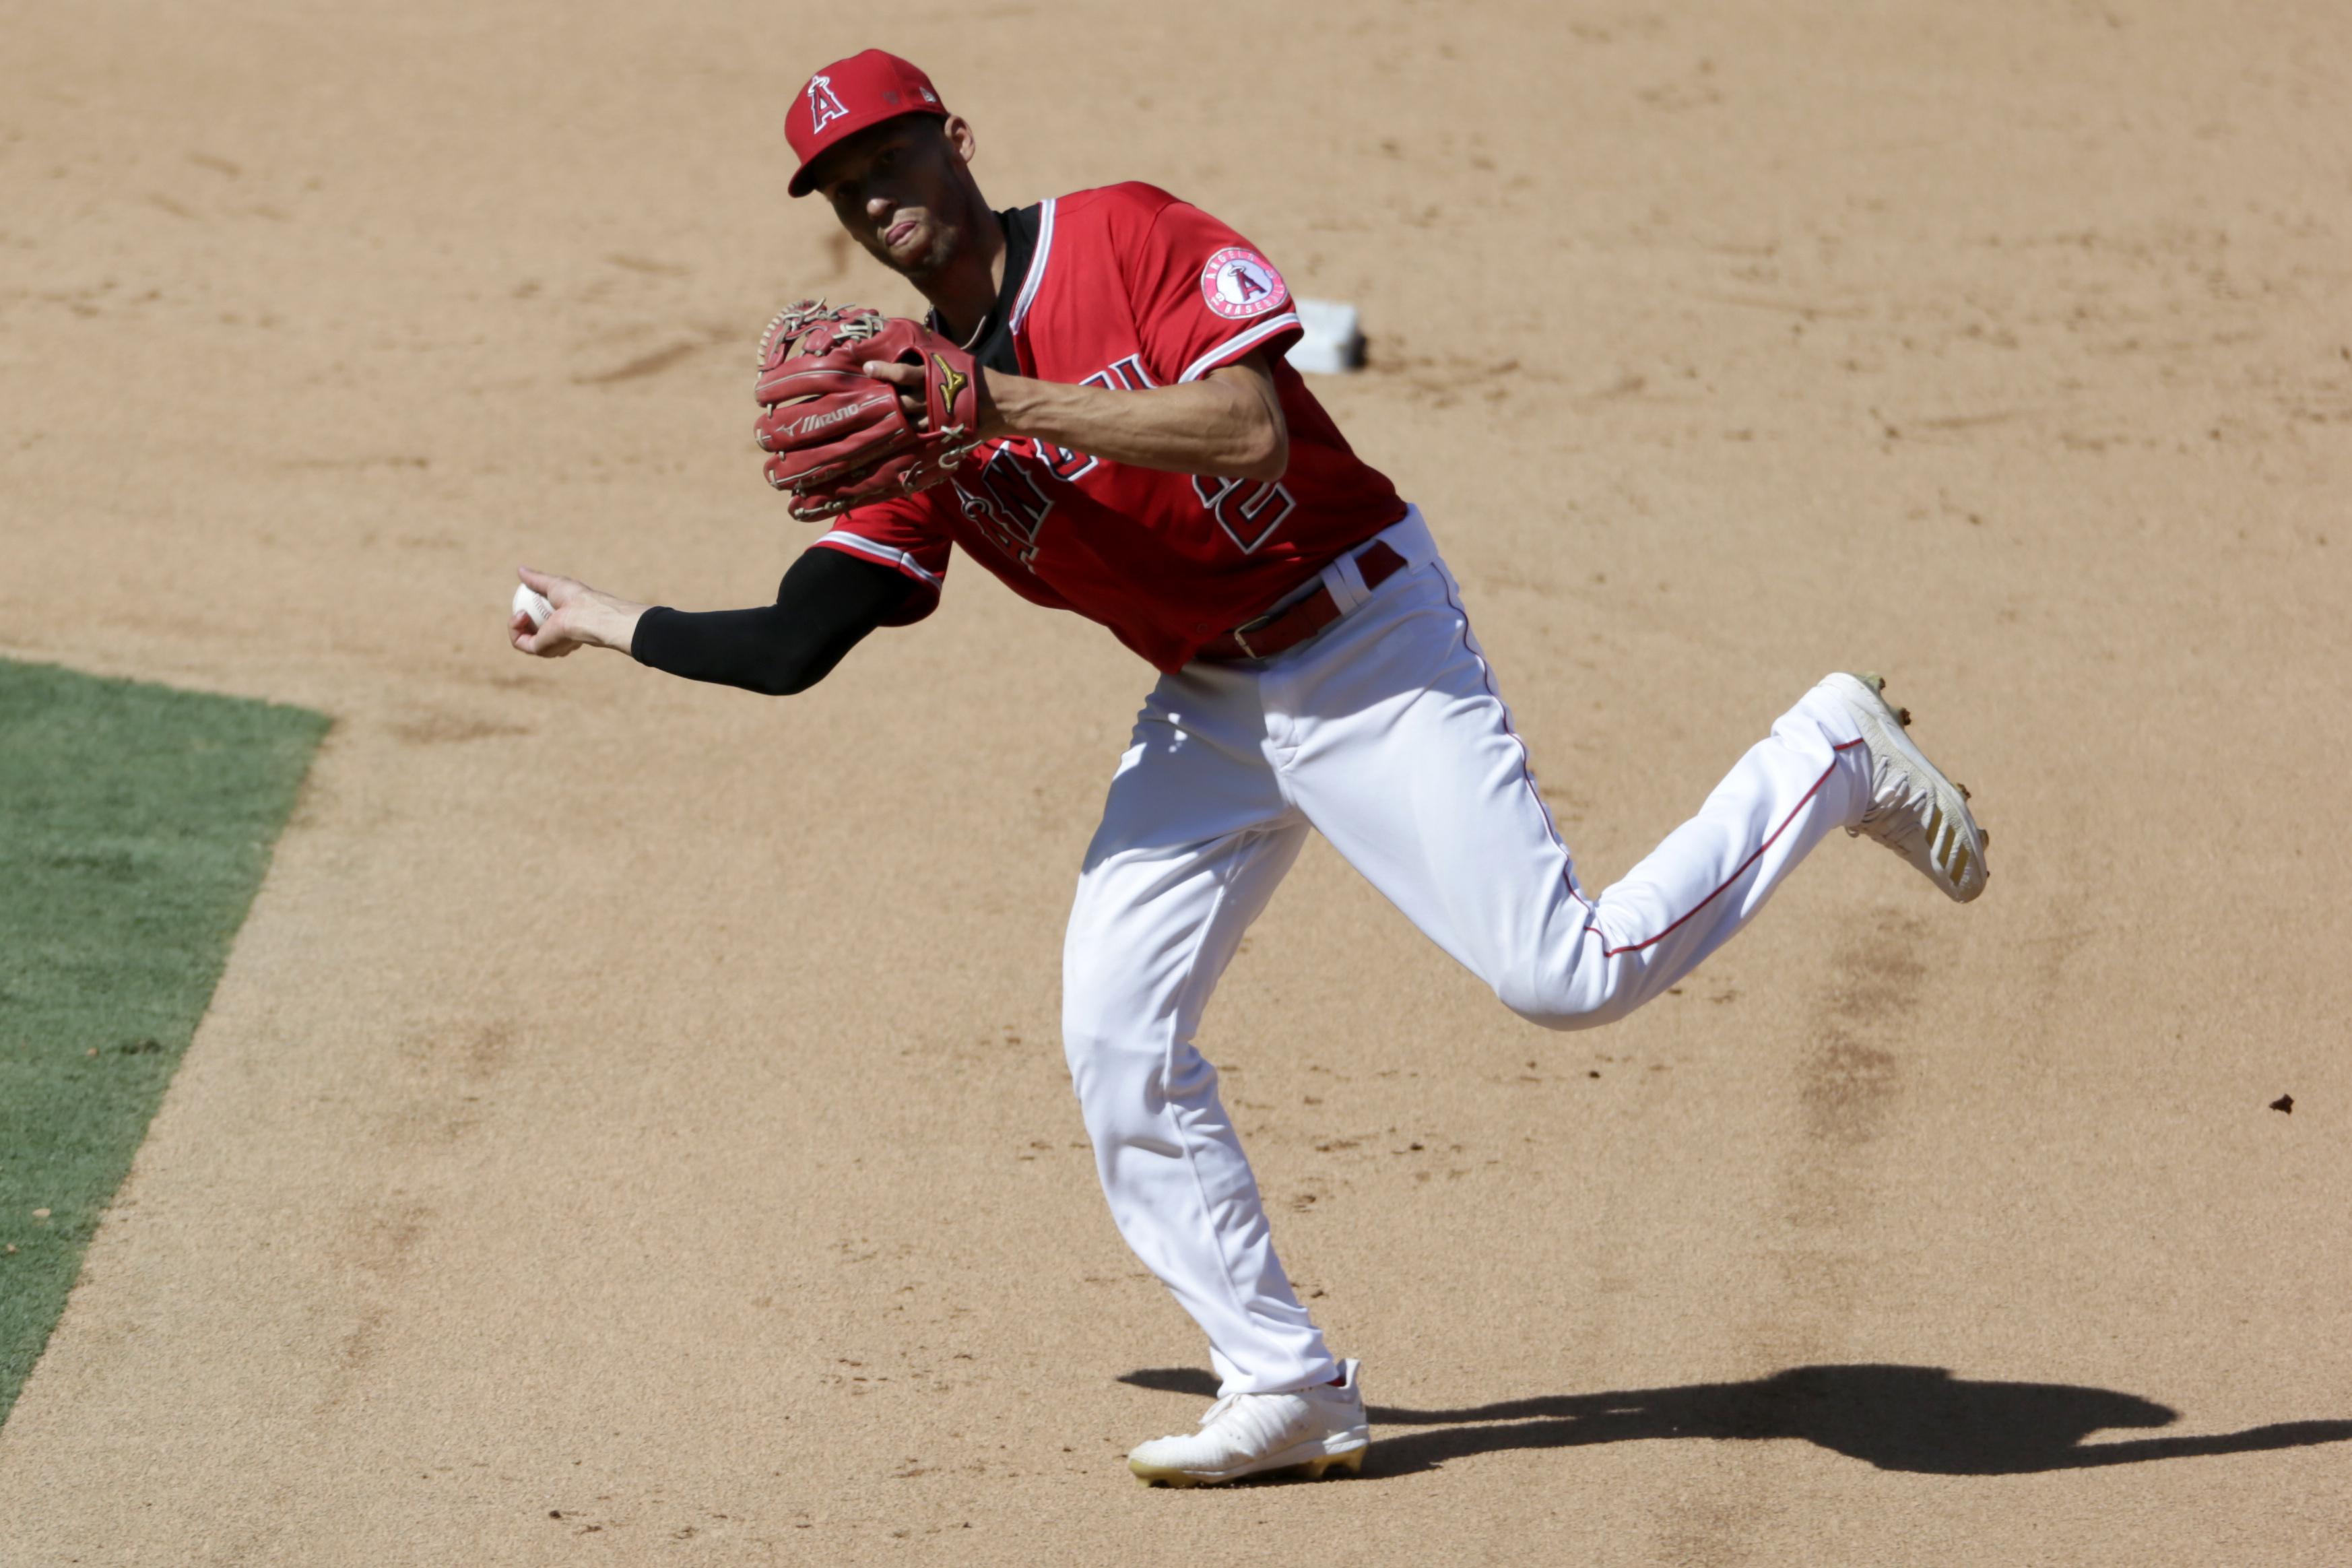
811, 117, 979, 282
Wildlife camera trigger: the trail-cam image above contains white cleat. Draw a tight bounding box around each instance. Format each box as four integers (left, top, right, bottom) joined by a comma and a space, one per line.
1127, 1360, 1371, 1487
1817, 672, 1990, 903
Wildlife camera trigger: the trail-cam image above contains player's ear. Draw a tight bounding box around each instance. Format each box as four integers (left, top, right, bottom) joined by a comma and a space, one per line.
942, 114, 977, 168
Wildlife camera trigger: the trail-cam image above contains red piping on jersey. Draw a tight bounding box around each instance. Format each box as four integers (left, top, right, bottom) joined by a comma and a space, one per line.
1583, 737, 1867, 957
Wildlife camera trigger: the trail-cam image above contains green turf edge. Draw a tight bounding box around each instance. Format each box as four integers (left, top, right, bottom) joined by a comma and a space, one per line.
0, 658, 329, 1429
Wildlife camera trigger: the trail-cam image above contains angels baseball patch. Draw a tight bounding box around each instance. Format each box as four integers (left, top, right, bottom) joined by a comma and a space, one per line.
1200, 247, 1286, 319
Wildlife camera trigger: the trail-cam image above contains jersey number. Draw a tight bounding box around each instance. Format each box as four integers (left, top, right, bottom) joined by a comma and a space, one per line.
1192, 475, 1297, 554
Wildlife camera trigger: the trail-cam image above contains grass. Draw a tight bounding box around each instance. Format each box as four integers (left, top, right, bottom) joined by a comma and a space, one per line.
0, 658, 327, 1427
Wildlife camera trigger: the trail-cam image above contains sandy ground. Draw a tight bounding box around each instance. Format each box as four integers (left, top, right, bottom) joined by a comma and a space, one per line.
4, 1, 2351, 1563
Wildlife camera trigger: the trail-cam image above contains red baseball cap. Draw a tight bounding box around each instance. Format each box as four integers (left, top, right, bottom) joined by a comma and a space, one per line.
785, 50, 950, 198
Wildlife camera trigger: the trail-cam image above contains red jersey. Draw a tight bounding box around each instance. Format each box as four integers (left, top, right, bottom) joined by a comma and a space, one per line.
808, 183, 1408, 672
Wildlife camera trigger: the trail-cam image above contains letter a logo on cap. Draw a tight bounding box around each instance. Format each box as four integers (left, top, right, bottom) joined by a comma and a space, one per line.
808, 73, 849, 133
785, 52, 950, 197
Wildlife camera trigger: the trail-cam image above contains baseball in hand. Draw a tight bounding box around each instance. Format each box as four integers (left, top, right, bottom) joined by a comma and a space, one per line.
512, 583, 554, 629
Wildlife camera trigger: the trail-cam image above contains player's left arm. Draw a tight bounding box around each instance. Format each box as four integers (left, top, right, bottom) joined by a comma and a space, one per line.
863, 348, 1288, 482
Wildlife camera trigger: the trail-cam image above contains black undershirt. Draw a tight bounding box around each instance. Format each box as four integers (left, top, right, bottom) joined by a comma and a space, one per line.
631, 204, 1042, 696
948, 202, 1039, 379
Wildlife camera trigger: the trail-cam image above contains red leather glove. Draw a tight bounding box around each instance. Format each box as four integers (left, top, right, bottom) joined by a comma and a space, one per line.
752, 300, 983, 521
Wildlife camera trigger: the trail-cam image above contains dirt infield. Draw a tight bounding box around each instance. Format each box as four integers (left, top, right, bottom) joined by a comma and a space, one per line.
4, 1, 2350, 1563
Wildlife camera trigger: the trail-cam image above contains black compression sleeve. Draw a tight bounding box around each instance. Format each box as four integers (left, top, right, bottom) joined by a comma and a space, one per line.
629, 548, 921, 696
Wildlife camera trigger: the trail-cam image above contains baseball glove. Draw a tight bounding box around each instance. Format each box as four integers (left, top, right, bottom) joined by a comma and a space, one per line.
752, 300, 984, 521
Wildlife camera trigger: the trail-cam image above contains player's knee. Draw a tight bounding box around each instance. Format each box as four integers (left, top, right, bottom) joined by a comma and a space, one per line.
1058, 1019, 1177, 1156
1503, 1000, 1614, 1033
1059, 1008, 1109, 1082
1493, 973, 1629, 1032
1059, 990, 1143, 1088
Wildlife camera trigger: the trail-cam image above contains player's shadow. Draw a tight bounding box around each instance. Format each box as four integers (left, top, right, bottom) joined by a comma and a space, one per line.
1117, 1363, 2352, 1479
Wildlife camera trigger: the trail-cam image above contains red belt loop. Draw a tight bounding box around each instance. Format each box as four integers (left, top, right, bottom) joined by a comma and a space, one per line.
1197, 539, 1408, 664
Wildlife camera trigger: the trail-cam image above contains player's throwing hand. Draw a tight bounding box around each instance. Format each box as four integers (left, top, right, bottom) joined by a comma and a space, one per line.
509, 566, 648, 659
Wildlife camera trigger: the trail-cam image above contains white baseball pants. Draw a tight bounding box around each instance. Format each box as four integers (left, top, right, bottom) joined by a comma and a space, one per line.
1059, 508, 1873, 1395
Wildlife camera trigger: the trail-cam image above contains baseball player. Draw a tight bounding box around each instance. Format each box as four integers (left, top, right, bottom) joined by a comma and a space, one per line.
510, 49, 1990, 1487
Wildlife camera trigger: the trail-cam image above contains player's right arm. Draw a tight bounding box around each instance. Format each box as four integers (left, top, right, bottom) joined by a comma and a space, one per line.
510, 549, 920, 696
857, 348, 1286, 481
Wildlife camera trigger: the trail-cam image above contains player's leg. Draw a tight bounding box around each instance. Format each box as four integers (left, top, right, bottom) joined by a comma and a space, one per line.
1061, 665, 1334, 1397
1274, 519, 1969, 1026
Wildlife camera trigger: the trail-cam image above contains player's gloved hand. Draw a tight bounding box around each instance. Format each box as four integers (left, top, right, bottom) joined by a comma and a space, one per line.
752, 300, 984, 521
